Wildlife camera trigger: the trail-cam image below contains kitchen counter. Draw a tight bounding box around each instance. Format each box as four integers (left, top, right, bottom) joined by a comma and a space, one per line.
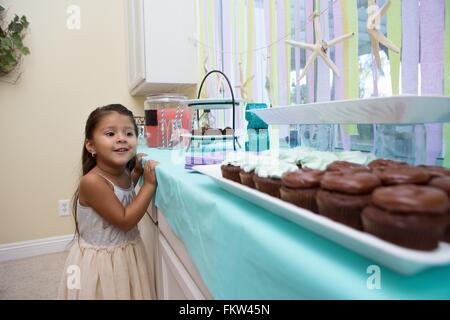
139, 147, 450, 299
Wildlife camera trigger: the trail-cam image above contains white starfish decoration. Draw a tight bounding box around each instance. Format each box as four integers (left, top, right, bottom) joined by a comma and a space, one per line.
234, 62, 254, 101
286, 11, 354, 83
367, 0, 400, 68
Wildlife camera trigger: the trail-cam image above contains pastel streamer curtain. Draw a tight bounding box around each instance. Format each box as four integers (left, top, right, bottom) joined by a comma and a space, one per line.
444, 0, 450, 167
332, 0, 350, 151
387, 0, 401, 95
293, 0, 303, 104
222, 0, 233, 128
305, 0, 315, 103
342, 0, 359, 136
316, 0, 330, 103
196, 0, 449, 165
401, 0, 419, 95
401, 0, 423, 164
420, 0, 445, 165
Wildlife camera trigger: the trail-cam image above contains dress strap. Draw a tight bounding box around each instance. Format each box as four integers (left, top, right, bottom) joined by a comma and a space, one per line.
97, 172, 134, 190
97, 173, 116, 188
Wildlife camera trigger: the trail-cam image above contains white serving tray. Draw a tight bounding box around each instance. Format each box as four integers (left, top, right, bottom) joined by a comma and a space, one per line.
193, 164, 450, 275
249, 95, 450, 125
187, 98, 242, 110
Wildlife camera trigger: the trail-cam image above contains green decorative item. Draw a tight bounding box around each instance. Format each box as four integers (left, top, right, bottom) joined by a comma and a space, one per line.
245, 103, 270, 152
245, 103, 269, 130
0, 5, 30, 78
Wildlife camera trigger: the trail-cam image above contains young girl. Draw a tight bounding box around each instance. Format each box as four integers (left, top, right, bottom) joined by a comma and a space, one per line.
57, 104, 159, 300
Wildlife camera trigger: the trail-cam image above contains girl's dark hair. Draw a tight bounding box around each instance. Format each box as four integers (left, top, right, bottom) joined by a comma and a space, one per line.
71, 104, 139, 241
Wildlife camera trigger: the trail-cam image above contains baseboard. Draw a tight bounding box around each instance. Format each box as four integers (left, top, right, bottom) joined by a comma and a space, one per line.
0, 234, 74, 262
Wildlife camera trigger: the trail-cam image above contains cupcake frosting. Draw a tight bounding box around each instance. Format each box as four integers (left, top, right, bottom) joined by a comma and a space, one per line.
282, 169, 324, 188
222, 152, 247, 166
300, 151, 339, 170
279, 147, 315, 164
240, 155, 274, 173
320, 171, 381, 194
429, 176, 450, 196
419, 165, 450, 178
371, 185, 449, 215
255, 161, 299, 179
374, 166, 430, 185
326, 161, 370, 173
336, 151, 376, 165
368, 159, 408, 170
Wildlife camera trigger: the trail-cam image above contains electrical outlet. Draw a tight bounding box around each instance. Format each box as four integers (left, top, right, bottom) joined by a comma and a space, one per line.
58, 199, 70, 216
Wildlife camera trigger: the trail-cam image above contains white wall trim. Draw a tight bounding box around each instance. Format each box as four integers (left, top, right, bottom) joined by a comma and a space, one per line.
0, 234, 74, 262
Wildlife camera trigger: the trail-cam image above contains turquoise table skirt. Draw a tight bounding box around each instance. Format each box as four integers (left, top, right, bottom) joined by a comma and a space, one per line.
139, 147, 450, 299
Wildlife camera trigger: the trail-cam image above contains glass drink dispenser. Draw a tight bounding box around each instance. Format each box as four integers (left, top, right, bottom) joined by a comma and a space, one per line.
144, 94, 191, 149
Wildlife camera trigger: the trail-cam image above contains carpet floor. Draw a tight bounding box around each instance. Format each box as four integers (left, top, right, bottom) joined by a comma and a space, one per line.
0, 251, 68, 300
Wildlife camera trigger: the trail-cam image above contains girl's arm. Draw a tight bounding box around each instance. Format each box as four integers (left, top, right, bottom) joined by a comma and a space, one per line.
80, 160, 158, 232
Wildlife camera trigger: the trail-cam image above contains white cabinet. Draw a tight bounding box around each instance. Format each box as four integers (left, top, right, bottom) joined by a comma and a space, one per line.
157, 208, 212, 299
137, 202, 160, 299
137, 198, 211, 300
125, 0, 198, 97
158, 233, 206, 300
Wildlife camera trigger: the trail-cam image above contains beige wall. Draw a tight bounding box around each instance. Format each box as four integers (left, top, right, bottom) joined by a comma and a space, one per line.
0, 0, 146, 244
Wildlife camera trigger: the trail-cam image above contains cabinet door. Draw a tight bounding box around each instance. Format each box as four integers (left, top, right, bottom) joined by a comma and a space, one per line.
142, 0, 197, 85
137, 206, 158, 299
125, 0, 146, 90
158, 233, 206, 300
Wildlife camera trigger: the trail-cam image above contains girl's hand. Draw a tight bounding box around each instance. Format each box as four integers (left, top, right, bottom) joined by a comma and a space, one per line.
143, 160, 159, 186
133, 153, 147, 175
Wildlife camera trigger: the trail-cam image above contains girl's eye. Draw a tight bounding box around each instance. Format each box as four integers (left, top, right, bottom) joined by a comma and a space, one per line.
127, 132, 135, 137
106, 132, 114, 137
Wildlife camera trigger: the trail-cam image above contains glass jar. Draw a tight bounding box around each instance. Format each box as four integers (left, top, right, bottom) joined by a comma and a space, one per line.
374, 124, 426, 165
144, 94, 188, 149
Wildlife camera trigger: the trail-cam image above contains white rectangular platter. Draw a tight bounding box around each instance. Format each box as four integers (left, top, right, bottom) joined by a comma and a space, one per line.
249, 95, 450, 125
194, 164, 450, 275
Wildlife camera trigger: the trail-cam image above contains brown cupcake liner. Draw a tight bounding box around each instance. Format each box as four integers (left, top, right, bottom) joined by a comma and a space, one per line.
221, 165, 241, 184
239, 171, 255, 189
280, 186, 318, 213
316, 190, 370, 231
361, 206, 449, 251
253, 175, 282, 198
444, 226, 450, 243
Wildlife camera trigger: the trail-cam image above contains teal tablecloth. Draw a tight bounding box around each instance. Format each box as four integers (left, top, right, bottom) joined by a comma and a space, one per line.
139, 147, 450, 299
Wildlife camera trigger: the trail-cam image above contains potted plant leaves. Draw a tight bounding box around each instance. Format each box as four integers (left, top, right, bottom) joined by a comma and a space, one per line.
0, 5, 30, 79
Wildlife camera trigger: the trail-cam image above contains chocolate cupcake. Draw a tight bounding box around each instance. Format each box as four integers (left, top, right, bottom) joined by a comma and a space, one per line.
280, 169, 324, 212
429, 176, 450, 243
221, 164, 241, 183
419, 165, 450, 178
374, 166, 430, 186
220, 153, 246, 183
316, 171, 381, 230
253, 162, 299, 198
238, 156, 269, 189
326, 161, 370, 173
362, 185, 450, 251
222, 127, 234, 136
368, 159, 408, 171
429, 176, 450, 195
239, 170, 255, 188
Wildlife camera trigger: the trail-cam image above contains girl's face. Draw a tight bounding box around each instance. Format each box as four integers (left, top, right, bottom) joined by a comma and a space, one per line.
86, 112, 137, 168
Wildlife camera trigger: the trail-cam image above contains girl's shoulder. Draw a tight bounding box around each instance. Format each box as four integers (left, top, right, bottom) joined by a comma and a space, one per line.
80, 170, 114, 192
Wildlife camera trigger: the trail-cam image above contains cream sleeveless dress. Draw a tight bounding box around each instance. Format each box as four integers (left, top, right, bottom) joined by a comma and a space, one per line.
57, 173, 156, 300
